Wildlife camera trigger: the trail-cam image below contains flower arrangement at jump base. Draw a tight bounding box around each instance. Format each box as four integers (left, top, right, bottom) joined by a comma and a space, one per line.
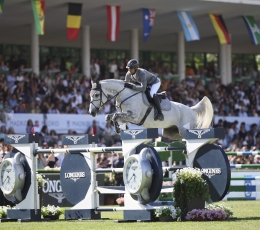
116, 197, 124, 206
186, 208, 226, 221
36, 172, 46, 188
41, 205, 63, 220
0, 206, 10, 219
185, 203, 233, 221
173, 167, 210, 219
154, 205, 181, 221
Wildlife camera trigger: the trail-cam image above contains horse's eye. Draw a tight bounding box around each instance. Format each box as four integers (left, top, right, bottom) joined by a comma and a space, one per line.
95, 94, 99, 98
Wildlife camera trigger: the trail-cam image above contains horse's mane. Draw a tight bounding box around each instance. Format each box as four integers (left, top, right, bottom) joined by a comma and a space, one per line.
99, 79, 125, 84
91, 79, 124, 89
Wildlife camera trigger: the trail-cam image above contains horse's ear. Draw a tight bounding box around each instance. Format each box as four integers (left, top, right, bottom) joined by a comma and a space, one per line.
96, 81, 100, 89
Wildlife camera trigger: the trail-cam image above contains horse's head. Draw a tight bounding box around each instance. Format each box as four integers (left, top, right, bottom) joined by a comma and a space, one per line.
89, 81, 102, 117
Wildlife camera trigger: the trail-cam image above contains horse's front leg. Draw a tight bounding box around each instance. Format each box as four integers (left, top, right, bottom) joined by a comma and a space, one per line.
105, 113, 114, 122
111, 111, 132, 133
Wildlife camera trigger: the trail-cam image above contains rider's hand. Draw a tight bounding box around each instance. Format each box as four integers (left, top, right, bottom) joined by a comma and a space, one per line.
124, 82, 134, 89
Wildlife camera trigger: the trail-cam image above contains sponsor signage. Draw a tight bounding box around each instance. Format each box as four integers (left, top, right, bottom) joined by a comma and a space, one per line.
201, 168, 221, 178
64, 172, 85, 182
40, 174, 72, 207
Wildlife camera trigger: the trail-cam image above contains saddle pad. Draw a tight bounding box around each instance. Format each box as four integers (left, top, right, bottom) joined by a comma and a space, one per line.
142, 93, 171, 111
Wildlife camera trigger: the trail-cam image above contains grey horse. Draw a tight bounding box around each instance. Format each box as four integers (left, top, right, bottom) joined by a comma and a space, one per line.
89, 79, 214, 140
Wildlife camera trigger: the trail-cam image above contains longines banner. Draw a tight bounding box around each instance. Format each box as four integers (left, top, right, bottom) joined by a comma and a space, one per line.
40, 174, 72, 207
0, 114, 259, 134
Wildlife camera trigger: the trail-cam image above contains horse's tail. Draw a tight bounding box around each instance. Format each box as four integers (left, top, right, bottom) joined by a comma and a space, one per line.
191, 96, 214, 129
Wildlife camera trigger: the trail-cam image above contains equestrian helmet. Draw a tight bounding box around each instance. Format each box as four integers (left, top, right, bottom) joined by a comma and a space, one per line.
126, 59, 139, 69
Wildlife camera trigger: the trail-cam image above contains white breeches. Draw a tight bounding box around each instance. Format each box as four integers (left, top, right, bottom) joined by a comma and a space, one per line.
150, 81, 161, 98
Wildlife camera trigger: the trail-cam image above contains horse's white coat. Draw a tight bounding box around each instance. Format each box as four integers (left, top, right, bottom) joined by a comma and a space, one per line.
89, 80, 214, 140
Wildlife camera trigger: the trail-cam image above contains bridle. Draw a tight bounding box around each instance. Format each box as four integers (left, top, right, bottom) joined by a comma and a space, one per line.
90, 84, 125, 112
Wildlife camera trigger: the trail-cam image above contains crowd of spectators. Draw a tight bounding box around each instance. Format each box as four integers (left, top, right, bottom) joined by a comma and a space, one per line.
1, 53, 260, 166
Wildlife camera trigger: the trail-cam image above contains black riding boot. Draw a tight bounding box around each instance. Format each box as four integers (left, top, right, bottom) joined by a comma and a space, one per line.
153, 95, 164, 121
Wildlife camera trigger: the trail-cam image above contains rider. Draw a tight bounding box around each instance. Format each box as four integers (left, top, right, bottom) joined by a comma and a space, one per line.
124, 59, 164, 121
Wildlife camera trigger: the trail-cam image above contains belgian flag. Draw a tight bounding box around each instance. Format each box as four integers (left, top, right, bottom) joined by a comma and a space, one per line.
67, 3, 82, 40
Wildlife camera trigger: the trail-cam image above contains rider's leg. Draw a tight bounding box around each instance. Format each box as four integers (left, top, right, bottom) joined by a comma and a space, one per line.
150, 82, 164, 121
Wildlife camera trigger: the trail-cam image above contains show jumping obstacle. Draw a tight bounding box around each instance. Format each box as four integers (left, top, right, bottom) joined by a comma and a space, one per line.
1, 127, 230, 221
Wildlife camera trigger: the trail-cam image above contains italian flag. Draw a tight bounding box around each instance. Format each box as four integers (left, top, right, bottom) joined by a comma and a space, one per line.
31, 0, 45, 35
242, 16, 260, 45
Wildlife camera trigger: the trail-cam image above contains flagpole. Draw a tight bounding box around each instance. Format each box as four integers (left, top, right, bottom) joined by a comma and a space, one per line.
82, 26, 91, 79
177, 31, 185, 82
31, 23, 39, 76
131, 28, 139, 60
226, 33, 232, 84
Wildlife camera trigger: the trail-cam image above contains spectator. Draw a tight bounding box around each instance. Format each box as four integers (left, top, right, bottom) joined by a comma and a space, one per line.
7, 127, 14, 134
0, 141, 4, 163
108, 60, 118, 79
86, 120, 103, 138
33, 120, 41, 133
97, 153, 108, 168
185, 65, 195, 76
26, 119, 34, 134
99, 60, 106, 79
75, 89, 83, 105
65, 56, 73, 71
8, 94, 19, 108
7, 70, 16, 89
118, 61, 126, 80
0, 61, 9, 71
46, 152, 58, 168
110, 150, 124, 188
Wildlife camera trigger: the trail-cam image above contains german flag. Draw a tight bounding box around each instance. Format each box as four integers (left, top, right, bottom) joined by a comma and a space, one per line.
209, 14, 230, 44
67, 3, 82, 40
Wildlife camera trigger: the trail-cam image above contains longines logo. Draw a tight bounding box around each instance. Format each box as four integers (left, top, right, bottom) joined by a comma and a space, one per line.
65, 172, 85, 182
65, 136, 85, 144
42, 180, 66, 203
48, 193, 66, 203
201, 168, 221, 178
188, 129, 210, 138
7, 135, 25, 143
124, 130, 144, 139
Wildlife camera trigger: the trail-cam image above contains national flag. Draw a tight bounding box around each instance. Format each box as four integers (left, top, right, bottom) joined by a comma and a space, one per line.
106, 5, 120, 42
0, 0, 5, 19
242, 16, 260, 45
143, 9, 156, 42
31, 0, 45, 35
209, 14, 230, 44
67, 3, 82, 40
177, 11, 200, 42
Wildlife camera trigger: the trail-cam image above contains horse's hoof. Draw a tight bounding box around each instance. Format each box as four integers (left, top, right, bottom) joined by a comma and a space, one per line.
105, 115, 110, 121
115, 127, 121, 134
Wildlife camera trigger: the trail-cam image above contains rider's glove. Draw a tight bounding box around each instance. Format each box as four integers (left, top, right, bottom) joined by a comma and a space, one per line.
124, 82, 134, 89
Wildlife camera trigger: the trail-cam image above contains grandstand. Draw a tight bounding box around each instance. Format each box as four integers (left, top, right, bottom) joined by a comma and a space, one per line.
0, 0, 260, 167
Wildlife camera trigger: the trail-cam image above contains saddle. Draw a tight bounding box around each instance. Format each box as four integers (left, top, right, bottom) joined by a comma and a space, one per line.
145, 88, 167, 104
